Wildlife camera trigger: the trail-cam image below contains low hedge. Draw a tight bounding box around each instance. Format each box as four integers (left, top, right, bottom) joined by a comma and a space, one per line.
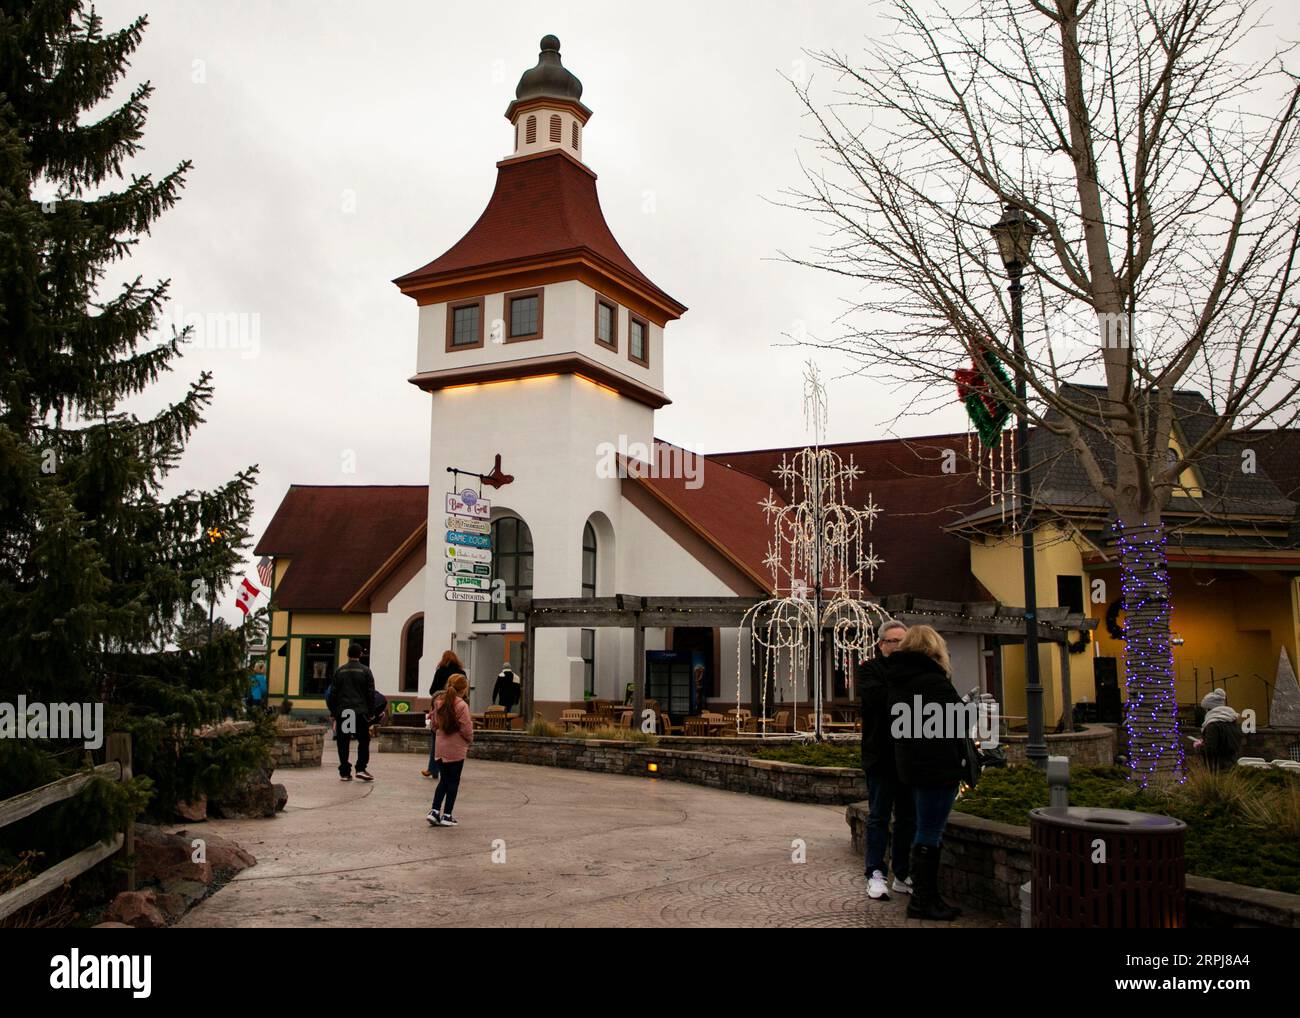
954, 764, 1300, 894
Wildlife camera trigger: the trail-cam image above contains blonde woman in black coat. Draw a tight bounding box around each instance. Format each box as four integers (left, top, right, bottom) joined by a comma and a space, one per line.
886, 624, 966, 922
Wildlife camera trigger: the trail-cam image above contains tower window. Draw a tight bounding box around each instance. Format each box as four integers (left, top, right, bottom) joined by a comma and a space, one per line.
594, 296, 617, 350
571, 122, 579, 150
525, 115, 537, 144
504, 288, 543, 342
628, 314, 649, 366
475, 516, 533, 623
446, 298, 485, 351
549, 114, 562, 143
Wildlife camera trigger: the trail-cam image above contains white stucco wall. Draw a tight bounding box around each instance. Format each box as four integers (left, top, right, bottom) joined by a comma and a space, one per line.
367, 562, 426, 697
415, 281, 665, 394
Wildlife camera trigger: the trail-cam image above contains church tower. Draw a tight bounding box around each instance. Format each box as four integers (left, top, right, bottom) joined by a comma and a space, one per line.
395, 36, 686, 710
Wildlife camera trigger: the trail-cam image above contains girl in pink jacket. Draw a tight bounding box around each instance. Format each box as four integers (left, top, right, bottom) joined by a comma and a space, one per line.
427, 673, 474, 827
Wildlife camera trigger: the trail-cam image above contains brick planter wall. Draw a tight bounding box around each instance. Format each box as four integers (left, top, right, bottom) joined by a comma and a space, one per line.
269, 726, 326, 768
845, 802, 1300, 928
998, 724, 1116, 767
378, 728, 868, 804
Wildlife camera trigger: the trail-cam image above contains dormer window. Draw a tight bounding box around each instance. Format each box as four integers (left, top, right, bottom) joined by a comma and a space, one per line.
595, 295, 617, 350
525, 115, 537, 144
549, 115, 562, 143
446, 298, 485, 351
628, 314, 649, 366
505, 288, 544, 342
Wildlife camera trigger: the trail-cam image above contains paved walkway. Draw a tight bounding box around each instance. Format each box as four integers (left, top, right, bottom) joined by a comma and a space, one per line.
176, 756, 1002, 927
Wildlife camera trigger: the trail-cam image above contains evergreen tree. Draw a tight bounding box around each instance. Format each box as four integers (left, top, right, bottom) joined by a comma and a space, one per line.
0, 1, 265, 884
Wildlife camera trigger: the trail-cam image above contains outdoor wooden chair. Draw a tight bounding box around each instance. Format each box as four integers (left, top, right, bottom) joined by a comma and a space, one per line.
742, 716, 765, 734
658, 712, 679, 736
683, 718, 711, 737
482, 711, 510, 731
615, 710, 633, 729
773, 710, 791, 733
560, 708, 585, 731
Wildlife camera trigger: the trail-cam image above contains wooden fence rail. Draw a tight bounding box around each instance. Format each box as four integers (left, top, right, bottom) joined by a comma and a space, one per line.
0, 733, 134, 922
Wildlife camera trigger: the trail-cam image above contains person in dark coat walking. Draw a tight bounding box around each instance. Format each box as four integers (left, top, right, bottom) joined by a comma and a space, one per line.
333, 643, 376, 782
492, 663, 520, 712
423, 650, 464, 779
856, 619, 915, 901
887, 624, 967, 921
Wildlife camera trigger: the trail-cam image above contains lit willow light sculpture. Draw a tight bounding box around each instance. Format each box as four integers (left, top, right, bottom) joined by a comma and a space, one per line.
736, 365, 889, 740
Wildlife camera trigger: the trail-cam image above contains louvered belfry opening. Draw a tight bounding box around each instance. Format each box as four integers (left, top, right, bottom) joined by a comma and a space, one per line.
549, 114, 562, 143
525, 115, 537, 144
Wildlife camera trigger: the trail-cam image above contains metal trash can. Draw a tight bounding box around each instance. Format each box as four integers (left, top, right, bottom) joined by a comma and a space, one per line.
1030, 807, 1186, 928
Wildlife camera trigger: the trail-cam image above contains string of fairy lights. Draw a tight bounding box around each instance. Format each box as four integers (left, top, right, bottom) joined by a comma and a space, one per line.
1113, 520, 1184, 785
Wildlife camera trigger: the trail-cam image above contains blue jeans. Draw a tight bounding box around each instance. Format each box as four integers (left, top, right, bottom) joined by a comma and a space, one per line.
912, 784, 959, 847
865, 772, 915, 877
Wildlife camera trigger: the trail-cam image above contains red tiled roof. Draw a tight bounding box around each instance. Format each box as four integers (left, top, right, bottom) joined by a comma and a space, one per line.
393, 150, 684, 316
712, 435, 989, 603
632, 443, 784, 592
255, 486, 428, 612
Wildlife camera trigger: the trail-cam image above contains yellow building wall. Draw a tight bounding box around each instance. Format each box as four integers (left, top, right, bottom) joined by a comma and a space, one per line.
263, 556, 372, 711
1088, 568, 1300, 726
969, 524, 1095, 728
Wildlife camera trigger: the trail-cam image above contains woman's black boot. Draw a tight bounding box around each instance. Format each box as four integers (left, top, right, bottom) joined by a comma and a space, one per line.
906, 844, 961, 921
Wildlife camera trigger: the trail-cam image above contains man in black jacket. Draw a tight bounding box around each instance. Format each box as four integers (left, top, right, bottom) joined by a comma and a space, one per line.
333, 643, 376, 782
856, 619, 915, 900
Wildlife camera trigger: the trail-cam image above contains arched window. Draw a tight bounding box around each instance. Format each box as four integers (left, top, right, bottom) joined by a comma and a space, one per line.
475, 516, 533, 623
549, 114, 562, 143
400, 614, 423, 693
571, 121, 579, 150
525, 116, 537, 145
582, 522, 597, 598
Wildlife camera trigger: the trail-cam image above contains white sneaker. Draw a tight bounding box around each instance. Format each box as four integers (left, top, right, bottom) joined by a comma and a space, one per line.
867, 870, 890, 900
891, 875, 914, 895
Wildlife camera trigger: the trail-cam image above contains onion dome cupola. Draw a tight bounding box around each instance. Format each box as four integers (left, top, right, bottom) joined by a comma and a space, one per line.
505, 36, 593, 162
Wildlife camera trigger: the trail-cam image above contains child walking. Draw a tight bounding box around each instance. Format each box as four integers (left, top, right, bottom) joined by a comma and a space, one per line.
427, 673, 474, 827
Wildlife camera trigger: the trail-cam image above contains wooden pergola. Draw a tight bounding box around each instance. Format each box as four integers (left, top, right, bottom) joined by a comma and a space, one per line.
508, 594, 1099, 727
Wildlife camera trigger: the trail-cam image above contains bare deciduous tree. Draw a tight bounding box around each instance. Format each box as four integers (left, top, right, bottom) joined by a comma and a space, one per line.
784, 0, 1300, 781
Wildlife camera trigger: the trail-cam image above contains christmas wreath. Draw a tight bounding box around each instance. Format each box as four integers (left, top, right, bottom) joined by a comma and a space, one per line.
1067, 628, 1092, 654
1105, 599, 1126, 641
955, 349, 1015, 448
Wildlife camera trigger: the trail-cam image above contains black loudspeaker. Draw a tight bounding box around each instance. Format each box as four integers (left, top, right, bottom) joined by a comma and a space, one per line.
1094, 657, 1121, 723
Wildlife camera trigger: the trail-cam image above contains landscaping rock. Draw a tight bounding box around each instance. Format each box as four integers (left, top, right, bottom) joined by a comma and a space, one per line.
153, 892, 188, 921
273, 782, 288, 812
104, 891, 166, 929
175, 796, 207, 822
133, 825, 213, 886
175, 829, 256, 873
209, 763, 281, 819
160, 879, 209, 906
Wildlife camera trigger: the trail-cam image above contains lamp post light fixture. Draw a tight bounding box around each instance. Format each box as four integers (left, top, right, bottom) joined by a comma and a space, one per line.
988, 203, 1047, 768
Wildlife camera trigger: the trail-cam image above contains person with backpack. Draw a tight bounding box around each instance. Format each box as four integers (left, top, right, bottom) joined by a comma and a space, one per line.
422, 650, 464, 778
427, 673, 474, 827
332, 643, 376, 782
887, 624, 967, 922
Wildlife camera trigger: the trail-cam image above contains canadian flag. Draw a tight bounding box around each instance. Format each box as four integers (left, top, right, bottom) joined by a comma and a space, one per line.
235, 577, 261, 615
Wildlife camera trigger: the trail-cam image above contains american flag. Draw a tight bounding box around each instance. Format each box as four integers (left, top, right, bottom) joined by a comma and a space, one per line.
256, 556, 274, 587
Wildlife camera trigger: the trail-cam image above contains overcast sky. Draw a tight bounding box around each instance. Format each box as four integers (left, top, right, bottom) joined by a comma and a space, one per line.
86, 0, 1294, 620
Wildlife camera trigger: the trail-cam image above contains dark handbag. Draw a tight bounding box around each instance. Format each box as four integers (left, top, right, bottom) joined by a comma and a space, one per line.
959, 734, 982, 788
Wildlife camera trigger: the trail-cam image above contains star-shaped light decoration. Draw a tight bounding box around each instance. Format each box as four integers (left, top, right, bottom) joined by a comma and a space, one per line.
862, 545, 884, 577
758, 491, 781, 519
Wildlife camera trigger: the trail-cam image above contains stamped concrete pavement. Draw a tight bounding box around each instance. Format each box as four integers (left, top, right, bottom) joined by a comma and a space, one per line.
176, 755, 1003, 928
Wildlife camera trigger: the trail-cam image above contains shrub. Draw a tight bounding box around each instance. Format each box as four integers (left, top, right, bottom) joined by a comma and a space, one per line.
754, 743, 861, 769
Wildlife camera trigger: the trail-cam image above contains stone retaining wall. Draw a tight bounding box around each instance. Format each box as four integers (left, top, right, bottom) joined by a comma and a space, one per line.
998, 724, 1116, 767
269, 726, 326, 768
845, 802, 1300, 928
1243, 726, 1300, 762
379, 728, 867, 804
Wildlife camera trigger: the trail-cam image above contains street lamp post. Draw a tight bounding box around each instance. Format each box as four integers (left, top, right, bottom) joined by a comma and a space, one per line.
989, 204, 1046, 769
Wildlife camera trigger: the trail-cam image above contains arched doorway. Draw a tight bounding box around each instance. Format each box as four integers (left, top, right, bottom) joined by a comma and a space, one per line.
400, 614, 424, 693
